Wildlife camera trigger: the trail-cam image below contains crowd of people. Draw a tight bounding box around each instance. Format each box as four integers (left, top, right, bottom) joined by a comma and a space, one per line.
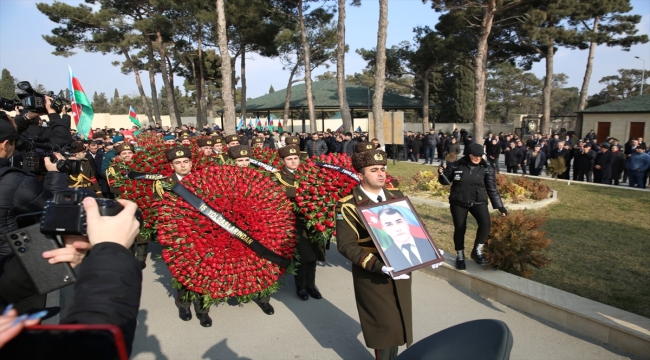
404, 128, 650, 189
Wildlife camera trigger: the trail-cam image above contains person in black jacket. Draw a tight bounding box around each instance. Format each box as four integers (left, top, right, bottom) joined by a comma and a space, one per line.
0, 197, 142, 356
439, 144, 507, 270
485, 138, 501, 173
409, 135, 422, 162
504, 141, 523, 173
13, 99, 74, 148
594, 143, 615, 184
573, 143, 596, 182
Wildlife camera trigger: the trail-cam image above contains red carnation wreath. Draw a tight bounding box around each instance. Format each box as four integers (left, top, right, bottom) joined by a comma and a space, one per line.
294, 153, 358, 244
156, 164, 296, 305
252, 146, 282, 169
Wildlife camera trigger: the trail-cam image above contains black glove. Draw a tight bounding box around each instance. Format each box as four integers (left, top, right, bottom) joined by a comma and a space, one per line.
498, 207, 508, 215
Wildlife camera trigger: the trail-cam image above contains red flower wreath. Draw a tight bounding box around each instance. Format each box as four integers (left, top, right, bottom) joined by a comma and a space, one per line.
294, 153, 358, 244
156, 165, 296, 305
251, 146, 282, 169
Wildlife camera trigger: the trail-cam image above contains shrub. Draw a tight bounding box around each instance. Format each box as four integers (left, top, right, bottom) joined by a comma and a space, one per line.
546, 157, 567, 179
484, 210, 552, 278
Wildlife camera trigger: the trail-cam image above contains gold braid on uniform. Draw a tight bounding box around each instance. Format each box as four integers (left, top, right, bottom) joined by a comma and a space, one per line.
154, 180, 165, 198
274, 172, 297, 188
70, 173, 92, 187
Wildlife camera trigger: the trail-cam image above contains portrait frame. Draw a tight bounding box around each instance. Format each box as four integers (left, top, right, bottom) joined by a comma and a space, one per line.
356, 197, 444, 277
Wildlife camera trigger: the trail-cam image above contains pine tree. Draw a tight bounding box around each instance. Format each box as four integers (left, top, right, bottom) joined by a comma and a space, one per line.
0, 69, 17, 100
269, 84, 275, 93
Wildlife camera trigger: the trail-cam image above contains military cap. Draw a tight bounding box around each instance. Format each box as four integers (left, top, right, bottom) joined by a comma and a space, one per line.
115, 143, 134, 155
197, 138, 214, 147
225, 134, 240, 144
354, 142, 376, 154
227, 145, 251, 159
251, 137, 264, 145
278, 144, 300, 159
179, 133, 191, 141
285, 136, 300, 145
352, 149, 387, 171
166, 146, 192, 162
163, 135, 175, 141
211, 136, 224, 144
67, 141, 86, 154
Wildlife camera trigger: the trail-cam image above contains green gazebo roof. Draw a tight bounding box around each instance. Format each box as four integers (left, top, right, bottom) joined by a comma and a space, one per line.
239, 79, 431, 111
578, 93, 650, 114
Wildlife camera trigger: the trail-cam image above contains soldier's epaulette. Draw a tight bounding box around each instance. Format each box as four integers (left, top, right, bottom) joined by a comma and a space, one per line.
338, 195, 353, 203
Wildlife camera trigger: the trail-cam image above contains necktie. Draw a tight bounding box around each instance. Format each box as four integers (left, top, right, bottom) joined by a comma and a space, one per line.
404, 244, 419, 266
377, 195, 383, 202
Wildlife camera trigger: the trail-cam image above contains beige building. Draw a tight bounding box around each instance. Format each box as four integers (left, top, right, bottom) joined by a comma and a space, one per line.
577, 93, 650, 143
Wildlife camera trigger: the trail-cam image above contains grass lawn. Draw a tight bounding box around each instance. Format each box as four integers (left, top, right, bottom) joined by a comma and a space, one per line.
388, 161, 650, 319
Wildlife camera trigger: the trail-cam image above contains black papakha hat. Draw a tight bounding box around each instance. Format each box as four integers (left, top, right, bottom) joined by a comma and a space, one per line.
166, 146, 192, 162
352, 149, 387, 172
278, 144, 300, 158
354, 142, 375, 154
227, 145, 251, 159
284, 136, 300, 145
197, 138, 214, 147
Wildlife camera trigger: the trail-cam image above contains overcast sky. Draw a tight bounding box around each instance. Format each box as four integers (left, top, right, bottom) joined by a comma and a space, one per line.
0, 0, 648, 102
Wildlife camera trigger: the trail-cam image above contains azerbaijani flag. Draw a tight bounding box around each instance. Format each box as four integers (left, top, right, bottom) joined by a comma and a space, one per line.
268, 119, 274, 132
336, 124, 344, 133
277, 119, 284, 133
248, 117, 254, 128
236, 116, 244, 131
129, 106, 142, 136
68, 66, 94, 138
255, 117, 262, 131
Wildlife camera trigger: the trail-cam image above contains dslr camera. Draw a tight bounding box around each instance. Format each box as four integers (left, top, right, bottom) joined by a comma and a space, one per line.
41, 189, 143, 236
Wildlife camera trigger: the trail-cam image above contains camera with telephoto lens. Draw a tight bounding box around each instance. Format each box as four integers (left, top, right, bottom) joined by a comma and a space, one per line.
0, 97, 21, 111
16, 136, 81, 175
15, 81, 69, 114
40, 189, 143, 236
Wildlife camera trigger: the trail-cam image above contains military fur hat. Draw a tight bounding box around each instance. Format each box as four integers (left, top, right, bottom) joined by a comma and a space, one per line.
179, 133, 191, 141
354, 142, 376, 154
278, 144, 300, 159
166, 146, 192, 162
352, 149, 387, 171
197, 138, 214, 147
227, 145, 251, 159
225, 134, 240, 144
68, 141, 86, 154
251, 137, 264, 145
285, 136, 300, 145
115, 143, 134, 155
211, 136, 224, 144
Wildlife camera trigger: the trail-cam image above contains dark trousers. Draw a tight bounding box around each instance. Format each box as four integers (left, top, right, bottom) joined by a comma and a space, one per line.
375, 346, 398, 360
529, 166, 542, 176
488, 159, 499, 173
629, 171, 645, 188
576, 170, 592, 182
506, 165, 518, 174
520, 163, 527, 174
409, 152, 418, 162
425, 145, 436, 164
295, 261, 317, 288
177, 286, 210, 314
450, 203, 491, 251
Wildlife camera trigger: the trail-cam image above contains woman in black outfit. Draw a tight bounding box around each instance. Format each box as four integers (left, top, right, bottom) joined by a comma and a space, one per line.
438, 144, 507, 269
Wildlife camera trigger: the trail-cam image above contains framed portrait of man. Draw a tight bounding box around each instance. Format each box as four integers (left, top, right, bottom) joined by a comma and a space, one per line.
356, 198, 444, 277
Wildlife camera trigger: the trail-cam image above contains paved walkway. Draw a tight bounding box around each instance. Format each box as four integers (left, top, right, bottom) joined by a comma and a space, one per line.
131, 243, 640, 359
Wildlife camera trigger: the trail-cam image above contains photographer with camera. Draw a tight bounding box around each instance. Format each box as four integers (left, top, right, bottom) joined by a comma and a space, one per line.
12, 95, 73, 149
0, 197, 143, 357
0, 116, 70, 313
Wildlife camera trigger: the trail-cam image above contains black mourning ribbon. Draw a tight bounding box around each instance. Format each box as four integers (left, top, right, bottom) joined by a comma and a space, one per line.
127, 171, 167, 181
170, 182, 291, 269
315, 162, 360, 182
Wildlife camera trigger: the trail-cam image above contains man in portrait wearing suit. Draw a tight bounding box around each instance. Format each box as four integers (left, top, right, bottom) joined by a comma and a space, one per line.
378, 207, 437, 272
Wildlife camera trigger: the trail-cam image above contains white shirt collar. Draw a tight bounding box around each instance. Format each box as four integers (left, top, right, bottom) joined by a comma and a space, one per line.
359, 185, 386, 203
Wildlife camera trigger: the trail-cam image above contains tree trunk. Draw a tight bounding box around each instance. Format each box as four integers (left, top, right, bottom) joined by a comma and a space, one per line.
166, 54, 182, 124
197, 23, 208, 127
372, 0, 388, 145
578, 17, 598, 111
541, 38, 554, 135
299, 0, 316, 132
336, 0, 352, 132
472, 0, 497, 146
241, 47, 247, 122
421, 66, 432, 134
145, 38, 162, 125
122, 47, 154, 125
155, 30, 179, 127
216, 0, 236, 134
284, 62, 300, 123
189, 55, 204, 129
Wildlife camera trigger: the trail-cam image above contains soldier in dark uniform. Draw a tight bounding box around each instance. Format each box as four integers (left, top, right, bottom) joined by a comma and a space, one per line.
67, 141, 102, 195
225, 134, 240, 147
354, 142, 400, 189
275, 144, 325, 301
154, 146, 213, 328
105, 144, 150, 269
251, 136, 264, 149
197, 138, 214, 156
227, 145, 276, 315
210, 136, 227, 163
336, 149, 415, 360
179, 133, 191, 146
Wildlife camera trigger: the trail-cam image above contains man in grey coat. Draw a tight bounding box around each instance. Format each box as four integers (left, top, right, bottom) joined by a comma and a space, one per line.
305, 133, 328, 156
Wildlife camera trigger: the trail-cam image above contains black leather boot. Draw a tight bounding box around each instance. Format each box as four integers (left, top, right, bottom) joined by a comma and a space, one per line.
455, 250, 466, 270
471, 244, 489, 265
178, 307, 192, 321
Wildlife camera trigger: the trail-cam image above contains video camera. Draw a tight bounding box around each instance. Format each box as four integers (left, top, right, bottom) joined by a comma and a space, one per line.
0, 81, 69, 113
16, 136, 81, 175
